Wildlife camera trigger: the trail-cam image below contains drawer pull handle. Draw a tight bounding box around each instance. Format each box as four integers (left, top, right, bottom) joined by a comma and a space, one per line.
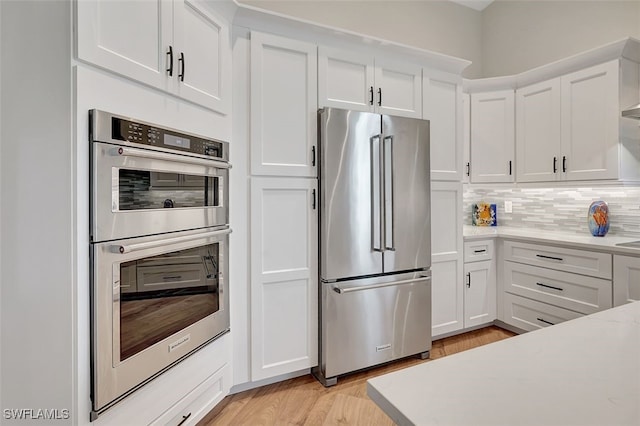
536, 282, 563, 292
535, 254, 563, 262
537, 317, 555, 326
473, 249, 487, 254
177, 412, 192, 426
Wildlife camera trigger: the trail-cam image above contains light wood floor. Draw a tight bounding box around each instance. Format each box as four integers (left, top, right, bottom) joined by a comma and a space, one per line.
198, 326, 516, 426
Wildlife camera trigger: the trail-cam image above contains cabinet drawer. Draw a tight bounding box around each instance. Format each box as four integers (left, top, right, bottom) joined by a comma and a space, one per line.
464, 240, 494, 263
503, 240, 612, 279
150, 364, 231, 426
504, 261, 612, 314
503, 293, 582, 332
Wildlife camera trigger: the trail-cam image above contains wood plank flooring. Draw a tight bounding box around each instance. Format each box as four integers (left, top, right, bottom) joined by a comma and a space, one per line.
198, 326, 516, 426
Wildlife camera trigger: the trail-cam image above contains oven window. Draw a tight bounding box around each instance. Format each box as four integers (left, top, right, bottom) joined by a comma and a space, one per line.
118, 169, 220, 210
119, 243, 220, 361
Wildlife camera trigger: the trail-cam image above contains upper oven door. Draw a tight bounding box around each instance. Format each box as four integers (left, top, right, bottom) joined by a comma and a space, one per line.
91, 141, 229, 242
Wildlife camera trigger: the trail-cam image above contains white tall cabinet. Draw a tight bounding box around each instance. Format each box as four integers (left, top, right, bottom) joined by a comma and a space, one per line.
248, 31, 319, 382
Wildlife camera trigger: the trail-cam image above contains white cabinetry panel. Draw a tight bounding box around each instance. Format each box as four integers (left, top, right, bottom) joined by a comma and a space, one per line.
431, 182, 463, 337
375, 59, 422, 119
318, 47, 374, 112
251, 32, 317, 177
250, 177, 318, 381
561, 61, 619, 180
77, 0, 230, 113
424, 71, 462, 181
516, 78, 561, 182
613, 255, 640, 306
470, 90, 515, 183
464, 260, 496, 328
462, 93, 470, 183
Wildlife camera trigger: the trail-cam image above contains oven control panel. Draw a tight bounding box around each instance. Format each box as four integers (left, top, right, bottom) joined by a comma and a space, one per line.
90, 110, 227, 161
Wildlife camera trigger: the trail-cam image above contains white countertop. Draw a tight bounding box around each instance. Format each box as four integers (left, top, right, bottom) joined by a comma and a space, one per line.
463, 225, 640, 256
367, 301, 640, 426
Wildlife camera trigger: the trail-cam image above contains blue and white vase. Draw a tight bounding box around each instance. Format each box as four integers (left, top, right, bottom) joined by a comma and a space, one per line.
588, 201, 609, 237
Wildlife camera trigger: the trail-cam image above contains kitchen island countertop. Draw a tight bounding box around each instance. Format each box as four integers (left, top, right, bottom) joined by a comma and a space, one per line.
367, 300, 640, 426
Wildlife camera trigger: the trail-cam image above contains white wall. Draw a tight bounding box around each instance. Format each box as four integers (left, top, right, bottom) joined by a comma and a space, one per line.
1, 1, 74, 423
238, 0, 484, 78
482, 0, 640, 77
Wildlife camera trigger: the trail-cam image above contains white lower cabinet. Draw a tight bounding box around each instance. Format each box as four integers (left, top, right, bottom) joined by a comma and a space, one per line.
431, 182, 463, 338
613, 254, 640, 306
463, 240, 496, 328
501, 240, 612, 332
250, 177, 318, 381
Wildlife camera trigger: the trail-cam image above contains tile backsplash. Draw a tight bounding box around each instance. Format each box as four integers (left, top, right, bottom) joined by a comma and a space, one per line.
464, 185, 640, 237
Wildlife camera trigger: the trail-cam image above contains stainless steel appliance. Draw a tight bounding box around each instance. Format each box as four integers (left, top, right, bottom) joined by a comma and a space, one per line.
89, 110, 231, 417
313, 108, 431, 386
90, 110, 229, 243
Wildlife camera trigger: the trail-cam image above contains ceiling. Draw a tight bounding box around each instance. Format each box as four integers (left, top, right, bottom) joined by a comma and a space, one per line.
449, 0, 494, 11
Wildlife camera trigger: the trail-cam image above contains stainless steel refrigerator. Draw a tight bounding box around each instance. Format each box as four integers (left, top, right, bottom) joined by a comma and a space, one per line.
313, 108, 432, 386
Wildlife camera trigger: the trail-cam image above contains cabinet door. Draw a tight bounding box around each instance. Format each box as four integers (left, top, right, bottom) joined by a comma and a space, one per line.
423, 71, 462, 181
431, 182, 463, 337
251, 32, 317, 177
250, 177, 318, 380
462, 93, 471, 183
173, 0, 231, 114
77, 0, 173, 90
375, 59, 422, 119
516, 78, 561, 182
318, 46, 375, 112
470, 90, 515, 183
464, 260, 496, 328
613, 255, 640, 306
561, 61, 619, 181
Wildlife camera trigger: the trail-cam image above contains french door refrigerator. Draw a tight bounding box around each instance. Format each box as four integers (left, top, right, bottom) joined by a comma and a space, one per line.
313, 107, 432, 386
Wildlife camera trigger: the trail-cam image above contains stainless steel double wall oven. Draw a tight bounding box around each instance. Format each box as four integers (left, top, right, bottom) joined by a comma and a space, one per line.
89, 110, 231, 416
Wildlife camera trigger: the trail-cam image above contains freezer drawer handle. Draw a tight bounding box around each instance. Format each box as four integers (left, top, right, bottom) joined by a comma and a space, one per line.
114, 146, 231, 170
113, 228, 231, 254
332, 275, 431, 294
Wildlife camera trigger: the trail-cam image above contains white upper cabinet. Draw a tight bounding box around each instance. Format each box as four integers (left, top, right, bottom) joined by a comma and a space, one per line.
318, 47, 422, 119
423, 71, 463, 181
516, 60, 637, 182
462, 93, 471, 183
251, 31, 317, 177
560, 61, 619, 181
77, 0, 230, 114
516, 78, 562, 182
470, 90, 515, 183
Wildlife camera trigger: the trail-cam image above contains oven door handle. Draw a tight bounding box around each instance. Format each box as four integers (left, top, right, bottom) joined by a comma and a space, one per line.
114, 146, 232, 169
113, 228, 232, 254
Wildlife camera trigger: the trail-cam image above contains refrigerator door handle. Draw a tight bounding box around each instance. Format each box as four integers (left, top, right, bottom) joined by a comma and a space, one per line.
371, 134, 383, 252
383, 135, 395, 251
332, 275, 431, 294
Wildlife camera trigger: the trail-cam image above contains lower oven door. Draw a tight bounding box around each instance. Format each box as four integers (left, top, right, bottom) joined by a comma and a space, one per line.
91, 227, 230, 413
91, 141, 229, 242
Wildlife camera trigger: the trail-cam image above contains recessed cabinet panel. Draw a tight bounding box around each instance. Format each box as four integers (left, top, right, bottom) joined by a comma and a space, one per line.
318, 47, 374, 112
432, 259, 463, 337
516, 79, 561, 182
78, 0, 172, 90
470, 90, 515, 183
424, 73, 461, 181
504, 293, 582, 332
462, 93, 470, 183
173, 0, 229, 113
613, 255, 640, 306
431, 186, 460, 256
464, 261, 496, 328
375, 61, 422, 119
250, 177, 318, 381
561, 61, 619, 180
251, 32, 317, 177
